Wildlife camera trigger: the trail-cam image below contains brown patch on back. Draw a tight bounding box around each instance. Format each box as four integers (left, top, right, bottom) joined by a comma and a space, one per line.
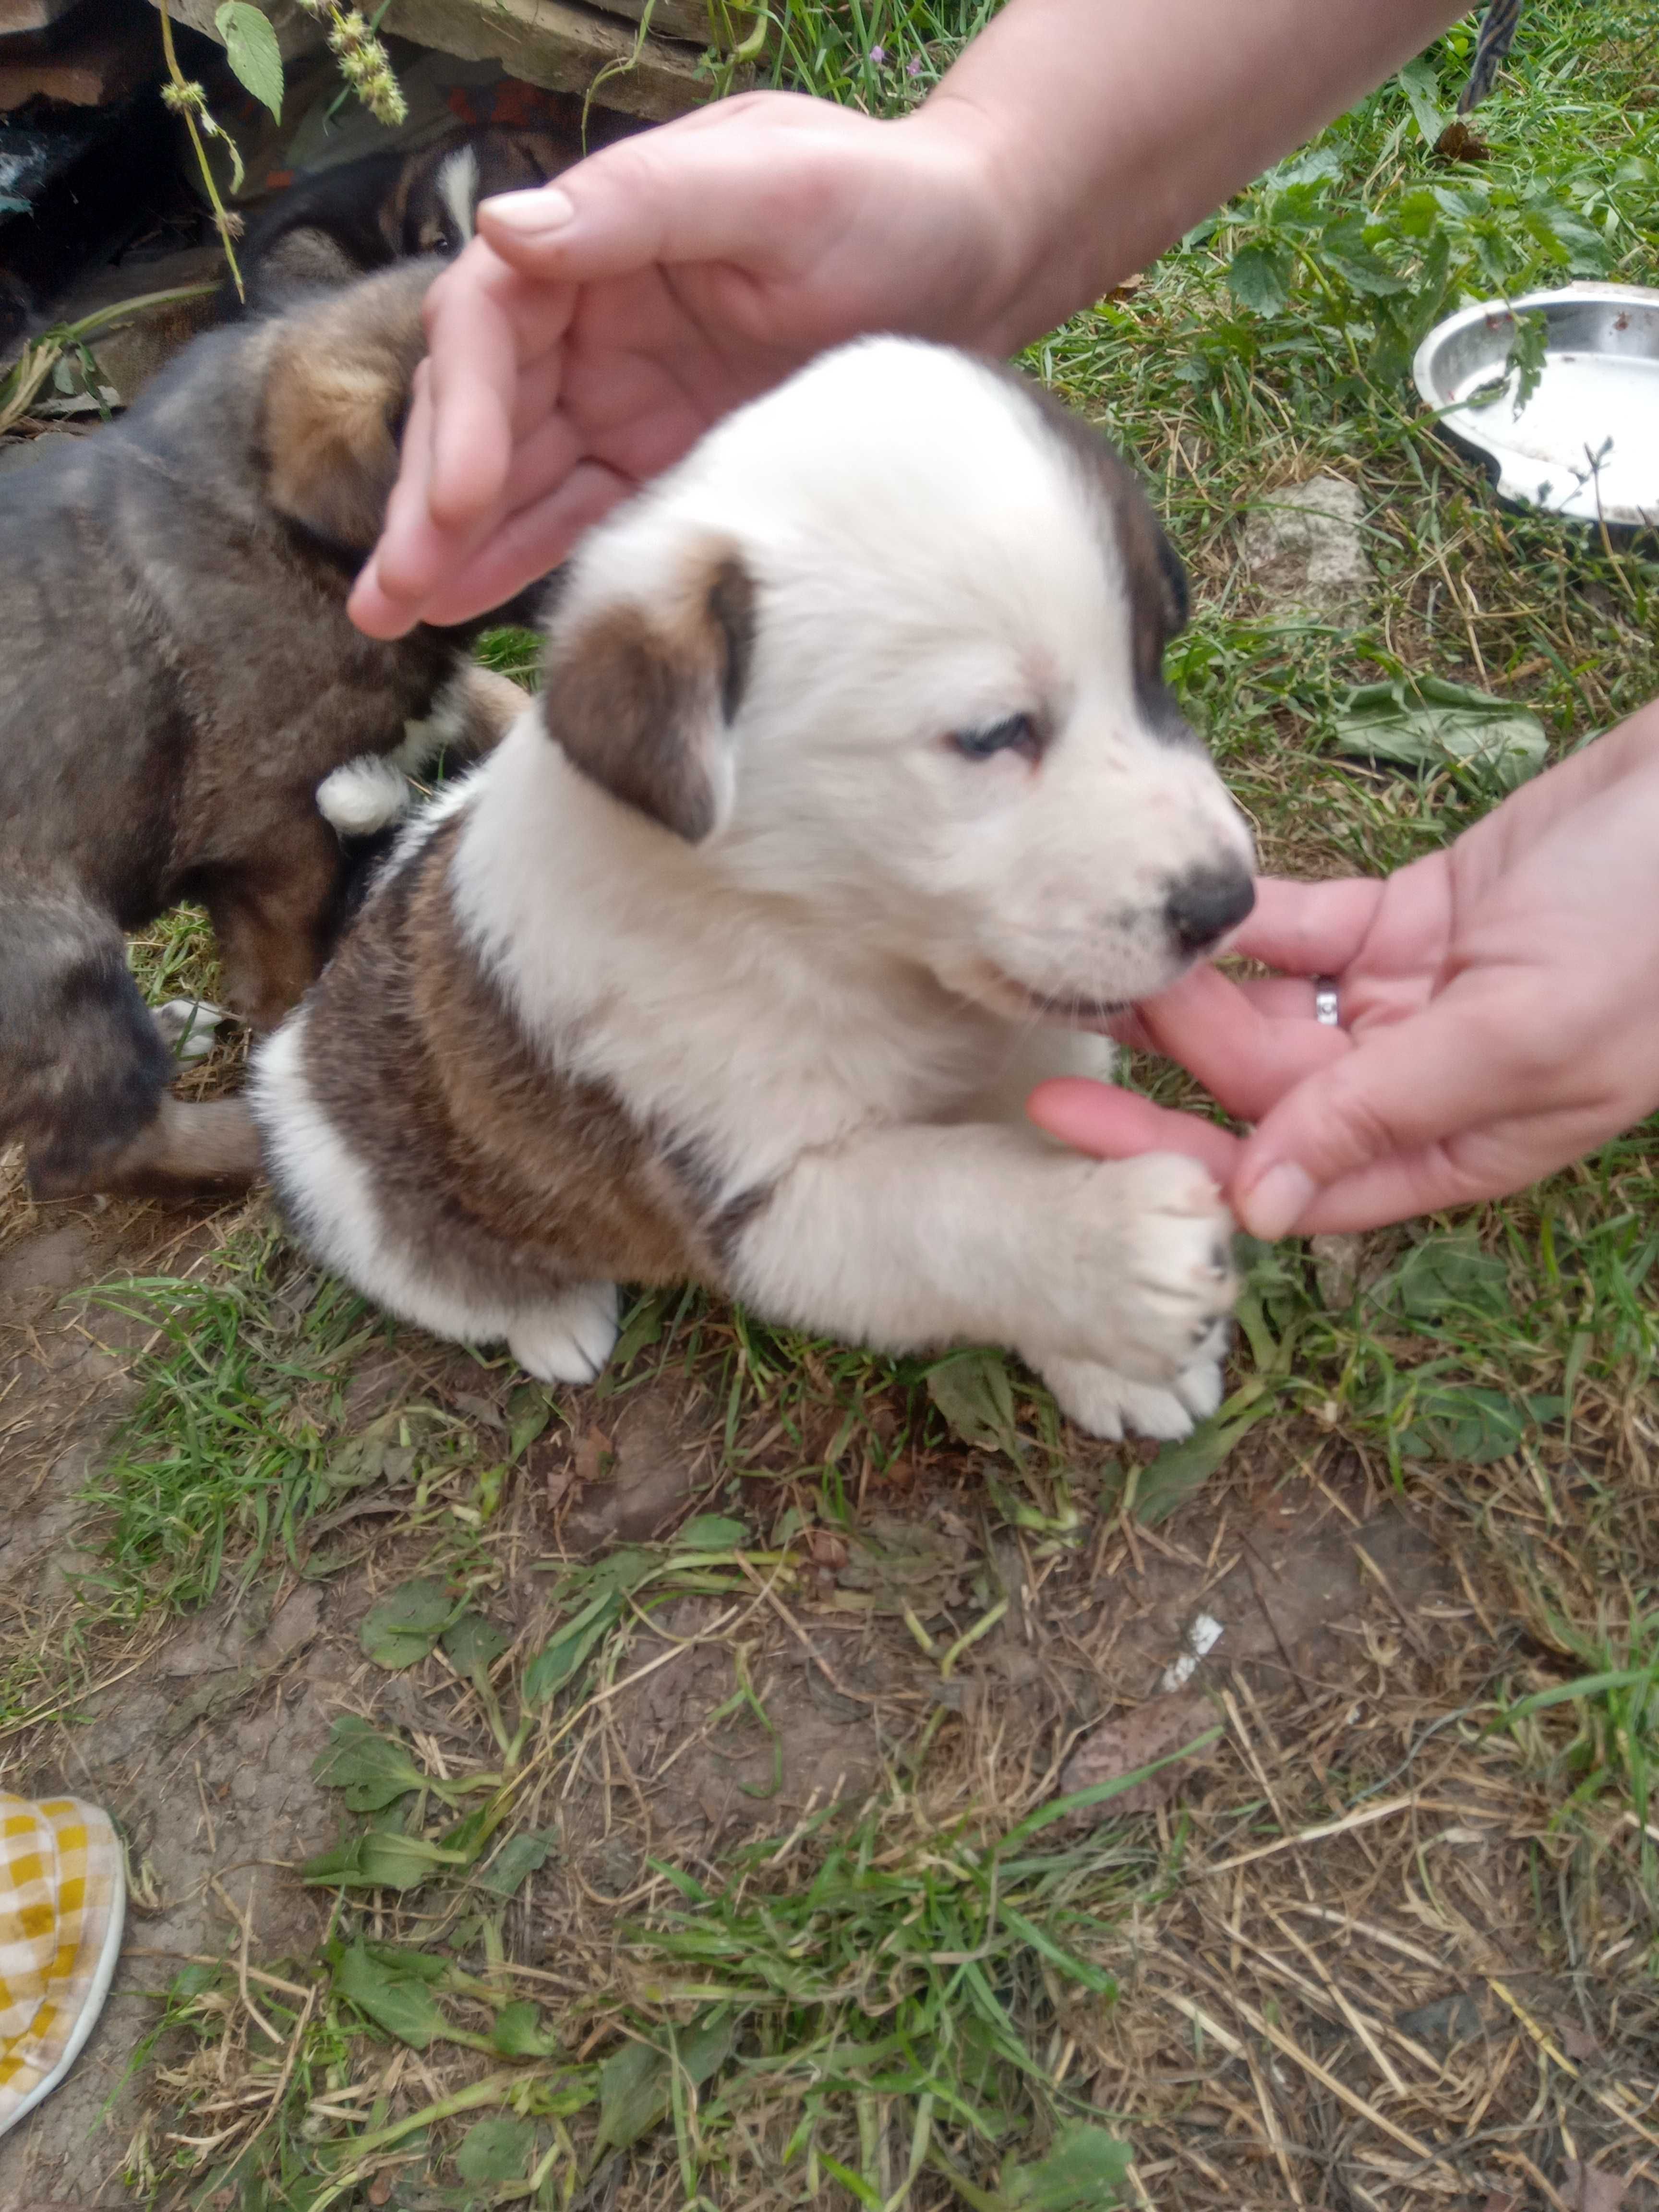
299, 817, 725, 1315
543, 543, 755, 842
261, 260, 435, 553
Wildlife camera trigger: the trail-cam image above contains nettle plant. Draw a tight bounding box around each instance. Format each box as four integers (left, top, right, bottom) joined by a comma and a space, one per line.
1186, 53, 1654, 401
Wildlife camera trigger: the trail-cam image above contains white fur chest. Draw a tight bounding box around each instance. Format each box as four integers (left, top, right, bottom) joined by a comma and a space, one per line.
447, 723, 1012, 1196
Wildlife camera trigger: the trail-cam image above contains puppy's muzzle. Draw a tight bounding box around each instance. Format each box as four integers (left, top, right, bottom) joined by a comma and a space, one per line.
1164, 861, 1256, 956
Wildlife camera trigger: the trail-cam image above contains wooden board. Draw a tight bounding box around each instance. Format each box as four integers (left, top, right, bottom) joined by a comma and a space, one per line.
0, 15, 154, 108
383, 0, 723, 120
0, 0, 87, 33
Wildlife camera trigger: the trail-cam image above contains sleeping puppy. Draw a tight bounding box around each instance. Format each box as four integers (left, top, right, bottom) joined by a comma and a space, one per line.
252, 339, 1257, 1442
232, 126, 578, 316
0, 258, 525, 1202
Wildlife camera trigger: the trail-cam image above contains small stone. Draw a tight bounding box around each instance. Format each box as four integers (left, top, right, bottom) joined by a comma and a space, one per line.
1310, 1231, 1366, 1310
1242, 474, 1375, 619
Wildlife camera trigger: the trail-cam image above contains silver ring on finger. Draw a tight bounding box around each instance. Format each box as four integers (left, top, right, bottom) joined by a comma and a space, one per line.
1312, 977, 1342, 1028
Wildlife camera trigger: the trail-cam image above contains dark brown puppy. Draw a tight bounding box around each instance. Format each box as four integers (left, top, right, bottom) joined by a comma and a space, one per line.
0, 259, 529, 1202
231, 125, 578, 316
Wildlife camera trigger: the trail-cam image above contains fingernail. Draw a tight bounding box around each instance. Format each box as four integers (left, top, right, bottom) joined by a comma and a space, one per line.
1239, 1162, 1316, 1240
482, 186, 576, 235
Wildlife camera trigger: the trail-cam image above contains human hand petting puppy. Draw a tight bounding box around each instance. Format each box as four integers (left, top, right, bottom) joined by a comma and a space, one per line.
1030, 704, 1659, 1238
348, 0, 1467, 637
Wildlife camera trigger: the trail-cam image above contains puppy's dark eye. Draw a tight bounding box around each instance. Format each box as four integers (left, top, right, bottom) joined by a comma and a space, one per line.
950, 712, 1042, 764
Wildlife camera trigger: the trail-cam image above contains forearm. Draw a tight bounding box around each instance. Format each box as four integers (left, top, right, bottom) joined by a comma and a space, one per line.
909, 0, 1470, 349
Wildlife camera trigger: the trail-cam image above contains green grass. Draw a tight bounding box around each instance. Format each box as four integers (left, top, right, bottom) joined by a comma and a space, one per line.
66, 1228, 528, 1627
23, 1, 1659, 2202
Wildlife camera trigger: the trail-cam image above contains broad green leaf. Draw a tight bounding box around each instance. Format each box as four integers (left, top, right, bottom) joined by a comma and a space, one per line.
927, 1348, 1021, 1458
1333, 676, 1547, 793
442, 1610, 511, 1686
1136, 1403, 1274, 1525
311, 1715, 426, 1812
492, 1999, 561, 2058
477, 1829, 554, 1899
456, 2115, 535, 2184
302, 1826, 469, 1891
333, 1938, 445, 2047
612, 1290, 668, 1369
675, 1513, 750, 1551
1318, 214, 1408, 298
1267, 146, 1343, 194
1226, 240, 1293, 317
362, 1941, 446, 1983
594, 2018, 733, 2152
1397, 1384, 1561, 1464
523, 1591, 623, 1707
1003, 2122, 1134, 2208
360, 1576, 454, 1670
216, 1, 283, 118
506, 1382, 553, 1460
1396, 56, 1446, 145
1390, 1229, 1510, 1322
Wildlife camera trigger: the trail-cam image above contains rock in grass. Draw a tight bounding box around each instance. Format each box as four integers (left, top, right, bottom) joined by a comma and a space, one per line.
1242, 473, 1374, 619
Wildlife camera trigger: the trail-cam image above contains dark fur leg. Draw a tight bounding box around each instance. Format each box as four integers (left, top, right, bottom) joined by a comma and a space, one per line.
0, 886, 174, 1198
94, 1095, 262, 1199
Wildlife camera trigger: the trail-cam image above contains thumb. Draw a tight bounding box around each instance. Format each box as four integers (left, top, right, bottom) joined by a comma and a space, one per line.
478, 128, 803, 283
1231, 991, 1526, 1238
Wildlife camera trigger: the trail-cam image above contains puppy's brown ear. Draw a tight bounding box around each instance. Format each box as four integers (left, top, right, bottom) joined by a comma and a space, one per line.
262, 260, 435, 553
542, 542, 755, 842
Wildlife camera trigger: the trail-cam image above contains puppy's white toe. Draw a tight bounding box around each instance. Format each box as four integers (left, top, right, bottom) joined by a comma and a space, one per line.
317, 755, 414, 837
507, 1281, 619, 1386
1039, 1340, 1228, 1443
154, 998, 227, 1064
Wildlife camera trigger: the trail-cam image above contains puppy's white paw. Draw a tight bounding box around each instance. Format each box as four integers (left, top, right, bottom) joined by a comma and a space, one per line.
1039, 1336, 1227, 1442
1042, 1152, 1237, 1385
507, 1281, 618, 1386
154, 998, 227, 1064
317, 755, 414, 838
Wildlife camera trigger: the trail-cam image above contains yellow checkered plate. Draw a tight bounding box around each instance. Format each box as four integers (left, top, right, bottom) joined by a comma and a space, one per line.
0, 1793, 124, 2137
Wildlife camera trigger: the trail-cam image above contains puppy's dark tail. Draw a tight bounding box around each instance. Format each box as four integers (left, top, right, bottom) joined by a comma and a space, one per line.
0, 885, 259, 1200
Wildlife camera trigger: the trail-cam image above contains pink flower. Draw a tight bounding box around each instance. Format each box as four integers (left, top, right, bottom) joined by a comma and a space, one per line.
906, 55, 923, 75
868, 43, 886, 62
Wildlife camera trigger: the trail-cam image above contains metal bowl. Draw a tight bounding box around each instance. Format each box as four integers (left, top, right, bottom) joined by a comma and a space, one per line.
1413, 281, 1659, 528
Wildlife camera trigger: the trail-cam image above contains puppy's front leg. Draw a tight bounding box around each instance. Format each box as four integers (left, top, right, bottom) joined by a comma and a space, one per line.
727, 1125, 1236, 1422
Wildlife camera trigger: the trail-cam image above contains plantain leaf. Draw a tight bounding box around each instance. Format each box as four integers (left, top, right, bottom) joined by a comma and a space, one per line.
332, 1939, 446, 2047
926, 1348, 1021, 1458
360, 1576, 455, 1670
457, 2115, 536, 2183
302, 1825, 471, 1892
477, 1829, 554, 1899
595, 2018, 733, 2152
442, 1610, 510, 1688
1002, 2121, 1134, 2207
311, 1715, 427, 1812
1136, 1401, 1275, 1526
492, 1999, 561, 2058
1333, 676, 1546, 793
523, 1590, 623, 1707
675, 1514, 750, 1551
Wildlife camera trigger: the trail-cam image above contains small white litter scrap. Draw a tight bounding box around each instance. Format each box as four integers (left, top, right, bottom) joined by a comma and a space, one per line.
1159, 1611, 1224, 1694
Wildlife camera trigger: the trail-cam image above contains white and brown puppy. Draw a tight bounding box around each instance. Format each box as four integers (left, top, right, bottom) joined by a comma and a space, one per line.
253, 340, 1256, 1441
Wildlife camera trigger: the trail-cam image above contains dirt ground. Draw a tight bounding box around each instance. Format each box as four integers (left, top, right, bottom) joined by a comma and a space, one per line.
6, 1158, 1624, 2212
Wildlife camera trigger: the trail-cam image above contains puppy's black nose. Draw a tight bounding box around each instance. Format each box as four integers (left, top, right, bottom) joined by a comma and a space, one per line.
1165, 863, 1256, 954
